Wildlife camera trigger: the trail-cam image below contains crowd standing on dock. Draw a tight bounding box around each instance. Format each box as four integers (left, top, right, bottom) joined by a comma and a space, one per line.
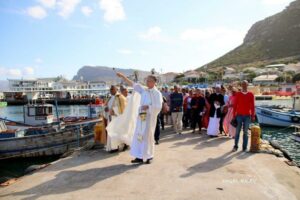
103, 72, 256, 164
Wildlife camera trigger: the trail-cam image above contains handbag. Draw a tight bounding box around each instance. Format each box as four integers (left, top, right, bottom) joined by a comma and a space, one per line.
162, 102, 170, 114
230, 118, 238, 127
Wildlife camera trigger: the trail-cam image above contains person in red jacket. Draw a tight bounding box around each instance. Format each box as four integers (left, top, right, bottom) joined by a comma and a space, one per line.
232, 80, 255, 152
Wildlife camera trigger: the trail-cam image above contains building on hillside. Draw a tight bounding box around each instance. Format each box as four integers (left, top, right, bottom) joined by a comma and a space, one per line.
160, 72, 178, 84
222, 67, 238, 80
266, 64, 286, 71
253, 75, 278, 85
183, 70, 201, 82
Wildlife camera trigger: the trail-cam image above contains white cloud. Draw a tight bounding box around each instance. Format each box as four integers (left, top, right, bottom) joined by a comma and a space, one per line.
261, 0, 293, 5
38, 0, 56, 8
57, 0, 81, 18
0, 68, 22, 77
23, 67, 35, 76
0, 67, 35, 78
99, 0, 126, 23
139, 26, 174, 43
117, 49, 132, 55
81, 6, 93, 17
139, 26, 162, 40
27, 6, 47, 19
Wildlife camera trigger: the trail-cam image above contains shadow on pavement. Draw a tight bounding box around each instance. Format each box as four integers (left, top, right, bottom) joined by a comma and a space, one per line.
0, 164, 140, 200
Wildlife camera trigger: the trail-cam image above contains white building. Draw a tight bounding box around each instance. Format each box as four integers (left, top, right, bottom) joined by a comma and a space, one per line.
8, 78, 56, 92
160, 72, 178, 84
222, 67, 238, 80
7, 77, 109, 99
253, 75, 278, 85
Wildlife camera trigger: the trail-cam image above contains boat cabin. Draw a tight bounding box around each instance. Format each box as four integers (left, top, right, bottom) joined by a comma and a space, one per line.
24, 104, 54, 126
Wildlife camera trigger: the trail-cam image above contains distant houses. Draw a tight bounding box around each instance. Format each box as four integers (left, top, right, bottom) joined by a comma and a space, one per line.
253, 75, 279, 85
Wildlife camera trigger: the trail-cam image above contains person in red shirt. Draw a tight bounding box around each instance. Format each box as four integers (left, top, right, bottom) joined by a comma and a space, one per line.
232, 80, 255, 152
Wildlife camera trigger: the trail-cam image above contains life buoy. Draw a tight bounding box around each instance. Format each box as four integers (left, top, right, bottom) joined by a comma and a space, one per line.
291, 116, 300, 123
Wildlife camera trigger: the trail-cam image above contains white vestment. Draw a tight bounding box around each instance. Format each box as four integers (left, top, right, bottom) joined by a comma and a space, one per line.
130, 83, 162, 161
207, 109, 220, 136
105, 94, 124, 151
106, 93, 140, 149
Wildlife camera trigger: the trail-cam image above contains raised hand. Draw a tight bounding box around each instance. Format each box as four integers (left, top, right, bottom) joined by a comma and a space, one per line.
116, 72, 124, 78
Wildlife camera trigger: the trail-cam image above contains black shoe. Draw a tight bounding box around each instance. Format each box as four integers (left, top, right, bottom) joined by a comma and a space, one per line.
109, 149, 119, 153
232, 147, 238, 152
242, 148, 247, 152
122, 144, 128, 151
145, 158, 153, 164
155, 141, 159, 145
131, 158, 143, 164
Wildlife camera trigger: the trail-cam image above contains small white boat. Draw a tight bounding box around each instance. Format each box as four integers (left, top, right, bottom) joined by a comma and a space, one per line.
256, 96, 300, 127
0, 103, 104, 160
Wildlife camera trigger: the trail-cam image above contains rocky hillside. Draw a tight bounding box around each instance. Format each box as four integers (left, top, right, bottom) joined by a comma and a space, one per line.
200, 0, 300, 70
73, 66, 151, 83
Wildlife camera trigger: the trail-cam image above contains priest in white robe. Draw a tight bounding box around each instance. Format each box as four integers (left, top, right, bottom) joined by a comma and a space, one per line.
116, 72, 162, 164
104, 85, 127, 152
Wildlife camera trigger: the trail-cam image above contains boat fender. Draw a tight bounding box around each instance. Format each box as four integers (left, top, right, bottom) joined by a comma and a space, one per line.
291, 116, 300, 123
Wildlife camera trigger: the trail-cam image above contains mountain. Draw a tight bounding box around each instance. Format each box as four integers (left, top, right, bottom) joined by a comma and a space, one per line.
200, 0, 300, 70
73, 66, 152, 83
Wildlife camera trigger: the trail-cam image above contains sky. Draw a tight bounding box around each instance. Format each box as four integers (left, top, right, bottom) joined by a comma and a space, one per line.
0, 0, 295, 80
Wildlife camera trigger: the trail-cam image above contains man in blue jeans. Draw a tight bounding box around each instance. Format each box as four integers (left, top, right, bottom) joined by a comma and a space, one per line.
232, 81, 255, 152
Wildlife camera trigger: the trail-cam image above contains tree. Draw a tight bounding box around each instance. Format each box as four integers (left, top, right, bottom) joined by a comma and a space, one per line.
173, 74, 185, 83
293, 73, 300, 83
151, 68, 156, 75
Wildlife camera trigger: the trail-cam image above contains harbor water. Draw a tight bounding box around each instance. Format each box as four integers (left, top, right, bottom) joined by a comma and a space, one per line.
256, 99, 300, 166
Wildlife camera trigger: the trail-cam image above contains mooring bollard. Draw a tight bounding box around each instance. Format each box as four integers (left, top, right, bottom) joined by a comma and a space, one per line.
250, 125, 261, 152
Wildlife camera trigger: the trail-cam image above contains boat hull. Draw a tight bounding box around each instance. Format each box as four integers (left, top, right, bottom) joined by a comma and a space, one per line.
292, 134, 300, 142
256, 107, 300, 127
0, 128, 94, 160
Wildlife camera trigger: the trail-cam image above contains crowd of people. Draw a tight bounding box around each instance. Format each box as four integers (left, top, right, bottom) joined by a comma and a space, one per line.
103, 72, 256, 164
158, 80, 256, 152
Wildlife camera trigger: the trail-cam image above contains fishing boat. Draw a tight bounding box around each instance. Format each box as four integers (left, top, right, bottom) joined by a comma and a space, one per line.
0, 120, 100, 160
256, 96, 300, 127
3, 103, 103, 130
0, 103, 104, 160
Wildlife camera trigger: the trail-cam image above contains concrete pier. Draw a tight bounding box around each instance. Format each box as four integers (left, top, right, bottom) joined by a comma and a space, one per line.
1, 127, 300, 200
